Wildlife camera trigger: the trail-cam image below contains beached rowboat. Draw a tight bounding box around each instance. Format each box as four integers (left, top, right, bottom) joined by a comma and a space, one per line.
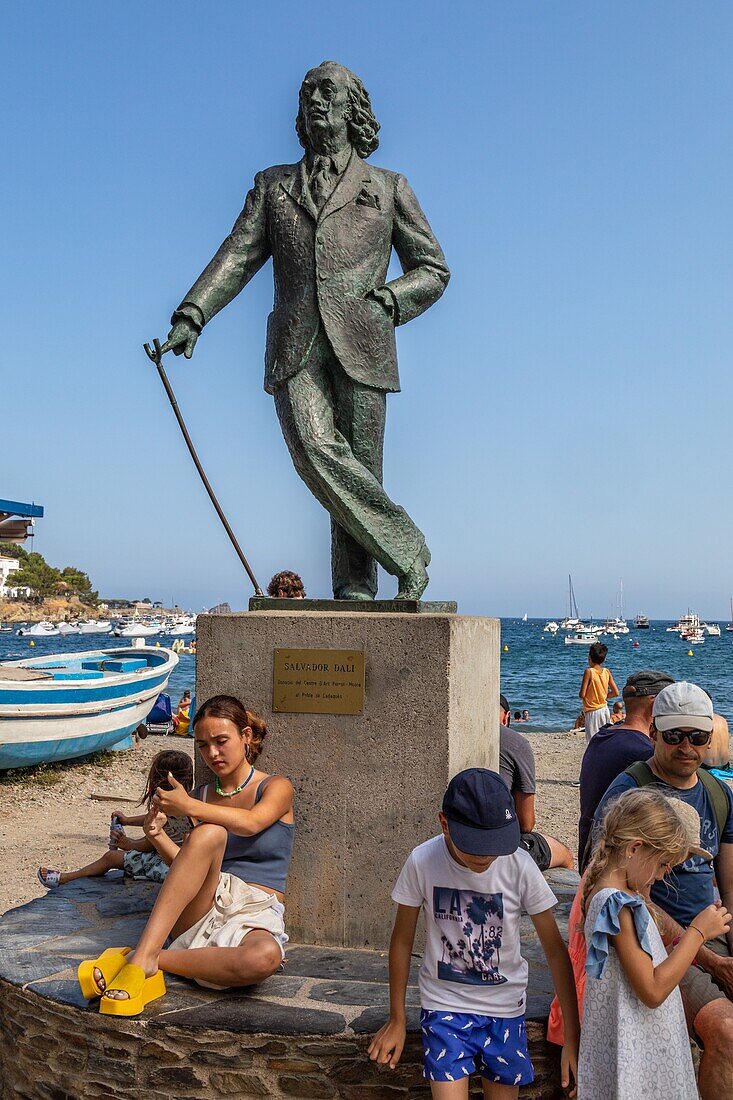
0, 647, 178, 769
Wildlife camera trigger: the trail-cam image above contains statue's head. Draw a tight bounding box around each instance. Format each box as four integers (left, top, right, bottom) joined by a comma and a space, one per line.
296, 62, 380, 159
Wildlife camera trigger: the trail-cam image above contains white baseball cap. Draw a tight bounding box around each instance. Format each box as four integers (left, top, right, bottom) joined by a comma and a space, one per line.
652, 682, 714, 733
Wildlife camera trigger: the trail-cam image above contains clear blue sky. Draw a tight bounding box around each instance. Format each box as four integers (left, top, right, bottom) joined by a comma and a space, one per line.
3, 2, 732, 618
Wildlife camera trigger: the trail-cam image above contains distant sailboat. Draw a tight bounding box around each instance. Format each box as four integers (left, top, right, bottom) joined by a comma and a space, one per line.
560, 575, 580, 630
727, 598, 733, 632
521, 613, 528, 622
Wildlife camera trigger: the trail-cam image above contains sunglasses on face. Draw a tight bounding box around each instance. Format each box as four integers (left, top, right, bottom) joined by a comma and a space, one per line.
660, 728, 712, 747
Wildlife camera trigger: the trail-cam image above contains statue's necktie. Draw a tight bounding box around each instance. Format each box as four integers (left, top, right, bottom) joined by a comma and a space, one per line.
310, 155, 336, 210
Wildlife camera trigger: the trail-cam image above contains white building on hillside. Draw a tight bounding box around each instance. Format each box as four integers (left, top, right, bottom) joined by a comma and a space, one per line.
0, 557, 22, 597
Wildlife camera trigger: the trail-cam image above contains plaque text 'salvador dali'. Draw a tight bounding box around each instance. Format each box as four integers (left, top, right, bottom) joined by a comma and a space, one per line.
283, 661, 357, 673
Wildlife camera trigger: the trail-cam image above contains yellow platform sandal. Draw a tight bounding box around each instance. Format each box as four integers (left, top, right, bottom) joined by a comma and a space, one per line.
77, 947, 132, 1000
99, 963, 166, 1017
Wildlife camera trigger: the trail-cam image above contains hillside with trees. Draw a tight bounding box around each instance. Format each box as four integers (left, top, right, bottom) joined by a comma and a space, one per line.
0, 543, 98, 607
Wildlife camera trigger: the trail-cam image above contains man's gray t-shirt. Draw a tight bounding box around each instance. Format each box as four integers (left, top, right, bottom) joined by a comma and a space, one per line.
499, 726, 536, 795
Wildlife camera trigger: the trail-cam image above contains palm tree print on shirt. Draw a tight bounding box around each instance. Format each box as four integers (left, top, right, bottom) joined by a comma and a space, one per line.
434, 889, 506, 986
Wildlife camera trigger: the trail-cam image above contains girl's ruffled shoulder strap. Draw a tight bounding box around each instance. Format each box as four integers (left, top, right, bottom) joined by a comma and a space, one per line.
586, 889, 654, 980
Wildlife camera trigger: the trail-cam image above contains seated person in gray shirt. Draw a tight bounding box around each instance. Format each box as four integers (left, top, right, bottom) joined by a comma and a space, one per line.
499, 694, 574, 871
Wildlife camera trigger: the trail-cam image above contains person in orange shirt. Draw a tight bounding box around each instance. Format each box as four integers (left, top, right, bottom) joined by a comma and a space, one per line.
579, 642, 619, 744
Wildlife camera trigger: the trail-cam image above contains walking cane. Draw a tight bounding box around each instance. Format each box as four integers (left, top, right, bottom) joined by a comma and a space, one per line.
143, 338, 264, 597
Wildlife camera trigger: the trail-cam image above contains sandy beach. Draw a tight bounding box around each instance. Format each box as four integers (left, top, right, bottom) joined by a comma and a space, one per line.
0, 737, 196, 915
0, 730, 586, 917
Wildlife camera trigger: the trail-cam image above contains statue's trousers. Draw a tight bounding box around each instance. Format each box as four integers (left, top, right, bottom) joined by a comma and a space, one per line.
274, 329, 427, 594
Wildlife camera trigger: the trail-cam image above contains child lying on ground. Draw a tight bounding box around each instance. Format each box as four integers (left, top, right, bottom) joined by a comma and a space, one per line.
37, 750, 193, 888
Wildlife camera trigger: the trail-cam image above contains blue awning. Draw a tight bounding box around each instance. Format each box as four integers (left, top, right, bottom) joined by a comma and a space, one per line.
0, 499, 44, 519
0, 499, 44, 541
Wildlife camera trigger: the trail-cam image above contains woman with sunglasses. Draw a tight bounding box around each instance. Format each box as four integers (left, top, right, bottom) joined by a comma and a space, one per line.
590, 682, 733, 1100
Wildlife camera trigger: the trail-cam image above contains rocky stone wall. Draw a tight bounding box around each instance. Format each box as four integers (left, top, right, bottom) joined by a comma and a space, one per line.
0, 980, 564, 1099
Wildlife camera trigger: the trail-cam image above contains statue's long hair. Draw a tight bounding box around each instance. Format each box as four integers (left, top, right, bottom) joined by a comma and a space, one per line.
296, 63, 380, 160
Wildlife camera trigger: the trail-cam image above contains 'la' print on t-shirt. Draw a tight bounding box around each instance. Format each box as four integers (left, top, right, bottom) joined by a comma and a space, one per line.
433, 888, 507, 986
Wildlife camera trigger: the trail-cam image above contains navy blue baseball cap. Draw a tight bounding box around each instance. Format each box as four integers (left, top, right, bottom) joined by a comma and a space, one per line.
442, 768, 520, 856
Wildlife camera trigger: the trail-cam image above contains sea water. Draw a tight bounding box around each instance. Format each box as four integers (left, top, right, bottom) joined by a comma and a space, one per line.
1, 619, 730, 734
500, 619, 733, 731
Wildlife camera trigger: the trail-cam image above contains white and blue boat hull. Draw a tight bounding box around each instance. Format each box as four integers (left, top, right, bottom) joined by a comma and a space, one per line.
0, 648, 179, 769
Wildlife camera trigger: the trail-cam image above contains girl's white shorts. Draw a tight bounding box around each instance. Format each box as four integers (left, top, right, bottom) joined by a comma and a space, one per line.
168, 872, 288, 988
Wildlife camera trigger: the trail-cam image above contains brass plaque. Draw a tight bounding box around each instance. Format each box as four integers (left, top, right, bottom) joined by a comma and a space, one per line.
273, 648, 365, 714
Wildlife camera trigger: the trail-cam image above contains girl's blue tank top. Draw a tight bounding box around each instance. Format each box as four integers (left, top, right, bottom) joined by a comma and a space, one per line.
196, 776, 294, 893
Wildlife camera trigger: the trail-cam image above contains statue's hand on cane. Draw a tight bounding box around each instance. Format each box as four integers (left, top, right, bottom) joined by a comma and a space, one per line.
161, 317, 199, 359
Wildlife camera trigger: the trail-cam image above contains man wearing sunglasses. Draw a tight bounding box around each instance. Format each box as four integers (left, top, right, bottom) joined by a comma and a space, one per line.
592, 682, 733, 1099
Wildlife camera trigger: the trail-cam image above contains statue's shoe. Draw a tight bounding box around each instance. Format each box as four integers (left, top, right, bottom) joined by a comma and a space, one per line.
396, 546, 431, 601
334, 586, 375, 601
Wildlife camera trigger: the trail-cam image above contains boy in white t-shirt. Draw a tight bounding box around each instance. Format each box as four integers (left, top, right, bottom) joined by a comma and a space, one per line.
369, 768, 579, 1097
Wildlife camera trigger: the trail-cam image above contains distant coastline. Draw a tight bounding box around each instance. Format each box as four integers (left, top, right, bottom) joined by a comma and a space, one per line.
0, 597, 179, 625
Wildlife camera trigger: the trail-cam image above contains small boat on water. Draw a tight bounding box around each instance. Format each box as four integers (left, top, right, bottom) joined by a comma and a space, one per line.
0, 646, 178, 769
634, 614, 650, 629
565, 623, 603, 645
603, 617, 629, 636
18, 622, 59, 637
165, 618, 196, 636
543, 621, 559, 635
56, 622, 80, 636
703, 623, 721, 637
684, 628, 705, 646
727, 599, 733, 632
78, 620, 112, 635
113, 620, 161, 638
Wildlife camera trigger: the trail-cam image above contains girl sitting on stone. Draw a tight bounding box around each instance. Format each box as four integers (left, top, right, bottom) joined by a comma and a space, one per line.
37, 749, 194, 889
77, 695, 295, 1017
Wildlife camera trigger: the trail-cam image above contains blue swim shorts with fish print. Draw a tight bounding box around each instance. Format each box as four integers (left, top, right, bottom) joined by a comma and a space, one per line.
420, 1010, 533, 1085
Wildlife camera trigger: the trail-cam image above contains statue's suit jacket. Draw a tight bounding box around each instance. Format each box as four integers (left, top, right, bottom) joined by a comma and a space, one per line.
176, 152, 450, 395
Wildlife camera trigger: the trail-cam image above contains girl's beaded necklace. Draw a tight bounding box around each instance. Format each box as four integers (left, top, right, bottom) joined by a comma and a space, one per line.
215, 763, 255, 798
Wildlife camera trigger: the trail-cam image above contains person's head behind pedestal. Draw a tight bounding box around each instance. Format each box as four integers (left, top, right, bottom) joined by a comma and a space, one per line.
649, 682, 714, 783
499, 693, 510, 726
296, 61, 380, 159
267, 570, 306, 600
438, 768, 520, 874
588, 641, 608, 666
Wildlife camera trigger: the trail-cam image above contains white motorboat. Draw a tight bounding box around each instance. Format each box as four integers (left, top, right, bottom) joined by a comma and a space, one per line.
114, 621, 161, 638
78, 620, 112, 635
603, 617, 629, 636
684, 628, 705, 645
18, 622, 59, 637
543, 621, 559, 634
564, 623, 604, 645
165, 619, 195, 636
668, 612, 700, 635
703, 623, 721, 637
634, 614, 650, 629
56, 622, 79, 636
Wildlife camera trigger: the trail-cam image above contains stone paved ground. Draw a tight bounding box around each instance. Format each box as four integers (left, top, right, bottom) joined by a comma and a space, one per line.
0, 868, 579, 1098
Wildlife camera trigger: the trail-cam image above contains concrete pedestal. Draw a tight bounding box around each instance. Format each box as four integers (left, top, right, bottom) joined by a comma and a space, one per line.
196, 611, 499, 950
